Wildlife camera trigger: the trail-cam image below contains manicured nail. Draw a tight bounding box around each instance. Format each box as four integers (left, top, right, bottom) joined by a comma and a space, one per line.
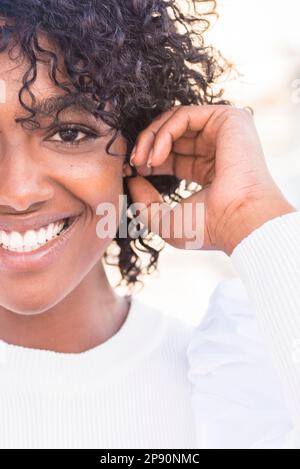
147, 149, 153, 168
130, 146, 137, 166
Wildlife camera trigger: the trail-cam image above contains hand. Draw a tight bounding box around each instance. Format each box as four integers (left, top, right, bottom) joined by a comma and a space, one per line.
125, 105, 296, 255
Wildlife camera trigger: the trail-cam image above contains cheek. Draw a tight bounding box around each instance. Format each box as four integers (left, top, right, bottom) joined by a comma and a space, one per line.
74, 160, 123, 204
59, 156, 125, 251
43, 133, 127, 214
60, 155, 124, 207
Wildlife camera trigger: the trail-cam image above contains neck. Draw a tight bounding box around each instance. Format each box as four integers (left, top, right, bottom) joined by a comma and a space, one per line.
0, 262, 130, 353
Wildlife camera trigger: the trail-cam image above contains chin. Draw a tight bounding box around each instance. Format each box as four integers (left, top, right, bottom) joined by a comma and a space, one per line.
0, 278, 69, 316
0, 294, 61, 316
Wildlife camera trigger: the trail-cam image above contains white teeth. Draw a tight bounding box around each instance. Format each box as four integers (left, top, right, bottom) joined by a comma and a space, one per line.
24, 230, 38, 248
0, 220, 67, 253
10, 232, 24, 249
1, 231, 9, 247
46, 223, 55, 241
37, 227, 47, 245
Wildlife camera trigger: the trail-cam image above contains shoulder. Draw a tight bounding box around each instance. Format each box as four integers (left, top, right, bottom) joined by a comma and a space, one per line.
187, 276, 265, 370
186, 276, 294, 448
186, 276, 280, 384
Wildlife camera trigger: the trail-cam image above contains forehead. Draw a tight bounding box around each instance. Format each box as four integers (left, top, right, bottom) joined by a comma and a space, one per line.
0, 28, 113, 130
0, 32, 68, 112
0, 33, 109, 127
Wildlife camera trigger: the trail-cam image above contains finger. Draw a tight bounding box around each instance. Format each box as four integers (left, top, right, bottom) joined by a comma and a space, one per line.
135, 135, 199, 178
126, 175, 209, 250
136, 150, 215, 186
132, 104, 219, 169
149, 105, 221, 167
126, 175, 164, 237
172, 136, 196, 155
126, 175, 163, 205
131, 106, 181, 167
131, 104, 221, 168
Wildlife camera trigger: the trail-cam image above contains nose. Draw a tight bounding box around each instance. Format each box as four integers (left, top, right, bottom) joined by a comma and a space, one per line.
0, 145, 54, 213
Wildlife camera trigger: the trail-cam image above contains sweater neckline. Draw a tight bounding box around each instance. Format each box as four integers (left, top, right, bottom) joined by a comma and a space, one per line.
0, 296, 167, 392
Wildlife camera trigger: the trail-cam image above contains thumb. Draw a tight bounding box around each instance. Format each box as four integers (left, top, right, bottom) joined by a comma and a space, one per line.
126, 175, 208, 250
126, 174, 164, 229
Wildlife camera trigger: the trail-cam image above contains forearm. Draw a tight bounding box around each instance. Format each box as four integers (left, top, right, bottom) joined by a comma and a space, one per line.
230, 210, 300, 430
221, 188, 296, 256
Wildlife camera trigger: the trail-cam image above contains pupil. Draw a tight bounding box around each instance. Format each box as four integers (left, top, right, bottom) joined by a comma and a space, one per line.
60, 129, 78, 142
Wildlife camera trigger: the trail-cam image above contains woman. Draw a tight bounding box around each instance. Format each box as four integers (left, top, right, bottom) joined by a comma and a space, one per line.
0, 0, 299, 449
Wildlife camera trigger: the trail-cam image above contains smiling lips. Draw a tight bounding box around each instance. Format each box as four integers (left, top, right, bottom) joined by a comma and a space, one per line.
0, 214, 81, 273
0, 213, 81, 253
0, 219, 69, 253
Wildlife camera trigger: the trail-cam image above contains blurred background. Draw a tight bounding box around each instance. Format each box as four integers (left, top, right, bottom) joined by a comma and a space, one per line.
107, 0, 300, 325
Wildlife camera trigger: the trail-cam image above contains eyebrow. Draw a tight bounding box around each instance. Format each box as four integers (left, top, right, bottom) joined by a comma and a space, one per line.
13, 92, 111, 133
33, 93, 100, 118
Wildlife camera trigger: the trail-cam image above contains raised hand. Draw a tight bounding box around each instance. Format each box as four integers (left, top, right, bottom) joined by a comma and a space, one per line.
125, 105, 296, 255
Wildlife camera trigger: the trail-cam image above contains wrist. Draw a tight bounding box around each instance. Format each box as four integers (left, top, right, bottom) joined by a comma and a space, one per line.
221, 191, 297, 256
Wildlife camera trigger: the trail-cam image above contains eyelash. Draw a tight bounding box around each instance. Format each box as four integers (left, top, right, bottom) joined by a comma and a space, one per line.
46, 124, 99, 147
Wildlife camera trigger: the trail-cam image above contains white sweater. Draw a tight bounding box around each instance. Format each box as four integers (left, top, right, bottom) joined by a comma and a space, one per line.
0, 211, 300, 449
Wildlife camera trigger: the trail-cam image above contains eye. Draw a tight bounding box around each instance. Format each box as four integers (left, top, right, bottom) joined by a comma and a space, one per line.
45, 124, 99, 147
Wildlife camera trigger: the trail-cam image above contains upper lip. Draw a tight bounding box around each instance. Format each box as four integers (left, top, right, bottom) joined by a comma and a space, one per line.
0, 212, 81, 234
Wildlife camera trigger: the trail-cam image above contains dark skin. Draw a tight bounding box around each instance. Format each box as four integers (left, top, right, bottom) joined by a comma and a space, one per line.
0, 38, 131, 353
127, 105, 296, 253
0, 33, 296, 355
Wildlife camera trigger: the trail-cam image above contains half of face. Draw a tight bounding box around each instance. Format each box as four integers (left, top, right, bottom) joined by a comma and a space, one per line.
0, 31, 127, 315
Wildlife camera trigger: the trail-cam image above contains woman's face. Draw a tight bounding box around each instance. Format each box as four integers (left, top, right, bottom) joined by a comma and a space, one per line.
0, 40, 127, 315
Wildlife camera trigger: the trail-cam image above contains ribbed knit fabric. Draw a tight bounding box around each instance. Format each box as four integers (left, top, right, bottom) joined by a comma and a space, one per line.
231, 211, 300, 433
186, 211, 300, 449
0, 299, 196, 449
1, 211, 300, 449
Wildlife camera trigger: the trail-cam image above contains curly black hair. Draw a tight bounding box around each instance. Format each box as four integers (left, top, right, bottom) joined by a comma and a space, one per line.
0, 0, 229, 293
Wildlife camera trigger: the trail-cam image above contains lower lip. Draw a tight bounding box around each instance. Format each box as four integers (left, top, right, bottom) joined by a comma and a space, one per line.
0, 216, 81, 273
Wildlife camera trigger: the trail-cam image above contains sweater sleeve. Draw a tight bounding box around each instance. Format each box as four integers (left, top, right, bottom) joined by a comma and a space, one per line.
187, 211, 300, 449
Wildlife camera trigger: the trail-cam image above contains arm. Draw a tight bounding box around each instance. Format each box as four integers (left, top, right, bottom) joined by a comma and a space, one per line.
188, 209, 300, 449
126, 104, 300, 447
231, 210, 300, 433
187, 272, 300, 449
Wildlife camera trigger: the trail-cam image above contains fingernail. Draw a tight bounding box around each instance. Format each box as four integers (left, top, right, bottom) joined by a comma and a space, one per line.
130, 146, 137, 166
147, 149, 153, 168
